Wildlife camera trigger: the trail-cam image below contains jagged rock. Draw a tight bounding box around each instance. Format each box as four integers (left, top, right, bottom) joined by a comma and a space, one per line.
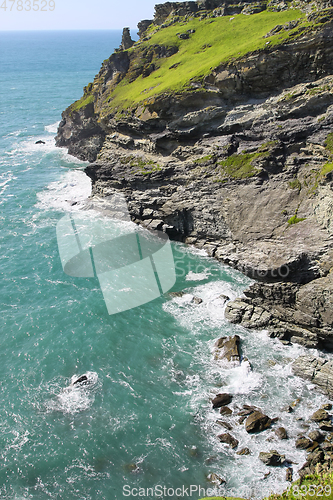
217, 432, 239, 449
292, 356, 333, 398
216, 420, 233, 430
259, 450, 285, 466
120, 28, 135, 50
207, 473, 226, 485
236, 447, 251, 455
220, 406, 232, 416
319, 421, 333, 431
219, 294, 230, 304
306, 448, 325, 466
214, 335, 240, 363
191, 296, 203, 304
137, 20, 153, 38
245, 411, 272, 433
295, 436, 313, 449
212, 393, 232, 408
308, 430, 324, 442
310, 408, 330, 422
275, 427, 288, 440
286, 467, 293, 482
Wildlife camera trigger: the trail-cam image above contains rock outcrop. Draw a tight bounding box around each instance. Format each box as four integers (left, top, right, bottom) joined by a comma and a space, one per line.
224, 276, 333, 349
292, 355, 333, 397
56, 0, 333, 352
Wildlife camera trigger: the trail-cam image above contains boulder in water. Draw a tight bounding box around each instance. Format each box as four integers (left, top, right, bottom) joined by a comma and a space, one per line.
212, 393, 232, 408
245, 411, 272, 433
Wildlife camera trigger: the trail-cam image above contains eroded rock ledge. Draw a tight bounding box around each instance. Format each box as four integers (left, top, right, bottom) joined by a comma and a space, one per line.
225, 276, 333, 349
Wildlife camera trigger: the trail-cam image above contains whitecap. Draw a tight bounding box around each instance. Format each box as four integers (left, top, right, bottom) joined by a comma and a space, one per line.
45, 371, 100, 415
45, 121, 60, 134
35, 169, 92, 212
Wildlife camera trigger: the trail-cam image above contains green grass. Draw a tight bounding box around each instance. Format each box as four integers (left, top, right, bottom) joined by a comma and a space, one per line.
288, 214, 306, 224
194, 154, 214, 163
101, 8, 305, 112
70, 94, 94, 113
120, 155, 161, 174
288, 178, 301, 190
324, 133, 333, 154
321, 162, 333, 176
218, 152, 263, 179
199, 470, 333, 499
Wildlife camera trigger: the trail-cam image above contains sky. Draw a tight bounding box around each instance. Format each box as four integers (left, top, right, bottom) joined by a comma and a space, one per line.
0, 0, 186, 31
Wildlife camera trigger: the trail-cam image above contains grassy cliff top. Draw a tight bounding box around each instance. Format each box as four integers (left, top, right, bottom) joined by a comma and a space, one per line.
71, 4, 314, 116
110, 9, 305, 107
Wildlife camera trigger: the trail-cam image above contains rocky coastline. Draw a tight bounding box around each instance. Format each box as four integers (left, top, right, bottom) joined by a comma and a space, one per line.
55, 0, 333, 490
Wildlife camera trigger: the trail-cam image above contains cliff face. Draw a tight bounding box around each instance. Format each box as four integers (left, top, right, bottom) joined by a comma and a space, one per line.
56, 0, 333, 350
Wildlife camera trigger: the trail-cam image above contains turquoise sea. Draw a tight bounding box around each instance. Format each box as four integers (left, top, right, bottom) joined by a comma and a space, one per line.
0, 30, 332, 500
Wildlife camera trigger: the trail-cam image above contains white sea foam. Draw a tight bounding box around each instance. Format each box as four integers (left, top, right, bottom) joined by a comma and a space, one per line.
45, 121, 60, 134
36, 169, 92, 212
0, 171, 16, 204
185, 270, 210, 281
45, 371, 100, 415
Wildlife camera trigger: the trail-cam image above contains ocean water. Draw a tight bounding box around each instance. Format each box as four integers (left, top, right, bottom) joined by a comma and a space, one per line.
0, 30, 332, 500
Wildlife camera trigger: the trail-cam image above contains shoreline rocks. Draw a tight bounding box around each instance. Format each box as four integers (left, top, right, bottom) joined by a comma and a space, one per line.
214, 335, 241, 363
292, 355, 333, 398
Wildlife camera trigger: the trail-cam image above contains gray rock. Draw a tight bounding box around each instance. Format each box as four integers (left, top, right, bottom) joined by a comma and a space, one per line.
292, 356, 333, 398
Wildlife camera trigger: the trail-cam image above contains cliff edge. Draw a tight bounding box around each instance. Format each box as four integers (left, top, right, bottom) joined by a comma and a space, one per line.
56, 0, 333, 351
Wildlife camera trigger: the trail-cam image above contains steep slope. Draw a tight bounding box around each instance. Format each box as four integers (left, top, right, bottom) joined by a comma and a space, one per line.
56, 0, 333, 351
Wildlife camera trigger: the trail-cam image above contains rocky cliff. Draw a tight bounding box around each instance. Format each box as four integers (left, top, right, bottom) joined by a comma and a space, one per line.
56, 0, 333, 352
